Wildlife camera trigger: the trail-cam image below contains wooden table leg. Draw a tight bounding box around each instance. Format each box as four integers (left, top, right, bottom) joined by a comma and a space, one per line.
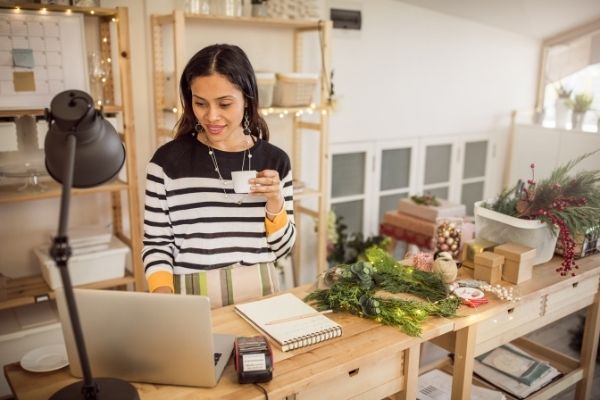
451, 325, 477, 400
575, 295, 600, 399
397, 343, 420, 400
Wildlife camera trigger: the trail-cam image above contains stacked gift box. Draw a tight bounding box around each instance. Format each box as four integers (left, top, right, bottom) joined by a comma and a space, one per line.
380, 198, 467, 250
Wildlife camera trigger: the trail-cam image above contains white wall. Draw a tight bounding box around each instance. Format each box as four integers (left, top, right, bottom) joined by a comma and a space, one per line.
329, 0, 539, 144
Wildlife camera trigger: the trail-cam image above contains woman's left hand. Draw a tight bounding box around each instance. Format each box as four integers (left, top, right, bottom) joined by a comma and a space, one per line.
250, 170, 284, 215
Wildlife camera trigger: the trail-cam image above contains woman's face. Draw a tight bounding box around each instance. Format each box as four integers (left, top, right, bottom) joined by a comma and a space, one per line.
191, 73, 246, 149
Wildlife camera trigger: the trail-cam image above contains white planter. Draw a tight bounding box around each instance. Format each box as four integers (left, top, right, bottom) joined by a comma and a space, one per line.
474, 201, 558, 265
572, 111, 586, 131
555, 98, 571, 129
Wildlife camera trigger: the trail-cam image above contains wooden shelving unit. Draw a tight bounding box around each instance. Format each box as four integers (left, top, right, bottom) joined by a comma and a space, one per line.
0, 5, 144, 310
150, 12, 332, 283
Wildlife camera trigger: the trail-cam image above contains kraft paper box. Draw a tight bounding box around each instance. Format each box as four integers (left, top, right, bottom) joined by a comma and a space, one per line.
383, 211, 436, 237
474, 251, 504, 285
398, 198, 466, 222
494, 242, 536, 284
461, 238, 498, 269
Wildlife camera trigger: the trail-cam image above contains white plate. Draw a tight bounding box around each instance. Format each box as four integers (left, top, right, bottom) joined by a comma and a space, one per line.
20, 344, 69, 373
454, 287, 485, 300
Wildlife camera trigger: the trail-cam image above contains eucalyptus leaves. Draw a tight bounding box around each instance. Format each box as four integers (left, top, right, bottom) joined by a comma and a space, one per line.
305, 247, 461, 336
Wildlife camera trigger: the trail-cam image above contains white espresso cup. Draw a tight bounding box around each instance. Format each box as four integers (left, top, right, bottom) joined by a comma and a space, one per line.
231, 170, 257, 193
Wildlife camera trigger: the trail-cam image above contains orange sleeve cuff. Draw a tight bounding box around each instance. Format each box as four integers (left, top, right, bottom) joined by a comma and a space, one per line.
147, 270, 174, 293
265, 211, 288, 235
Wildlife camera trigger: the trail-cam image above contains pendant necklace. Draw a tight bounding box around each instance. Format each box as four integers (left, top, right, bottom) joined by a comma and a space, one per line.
205, 135, 252, 205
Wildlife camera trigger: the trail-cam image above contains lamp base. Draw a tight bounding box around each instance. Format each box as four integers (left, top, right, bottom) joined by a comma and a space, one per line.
49, 378, 139, 400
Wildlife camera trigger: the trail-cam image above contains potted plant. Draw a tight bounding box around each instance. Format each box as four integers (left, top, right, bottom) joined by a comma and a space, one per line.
569, 93, 594, 131
479, 151, 600, 276
554, 82, 572, 129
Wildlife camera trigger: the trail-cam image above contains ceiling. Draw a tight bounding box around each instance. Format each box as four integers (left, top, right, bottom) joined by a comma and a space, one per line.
395, 0, 600, 40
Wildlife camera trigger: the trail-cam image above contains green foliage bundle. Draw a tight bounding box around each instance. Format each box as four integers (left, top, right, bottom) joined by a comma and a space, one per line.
485, 150, 600, 275
569, 93, 594, 113
410, 194, 440, 206
306, 248, 460, 336
327, 213, 390, 266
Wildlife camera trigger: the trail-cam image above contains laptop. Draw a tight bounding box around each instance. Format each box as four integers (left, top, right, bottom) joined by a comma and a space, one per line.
55, 288, 235, 387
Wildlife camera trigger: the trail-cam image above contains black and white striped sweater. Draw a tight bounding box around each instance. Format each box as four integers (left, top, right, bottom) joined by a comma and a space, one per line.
142, 133, 296, 287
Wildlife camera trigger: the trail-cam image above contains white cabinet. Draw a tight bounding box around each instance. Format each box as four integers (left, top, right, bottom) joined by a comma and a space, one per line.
330, 134, 495, 237
330, 139, 419, 236
417, 134, 493, 215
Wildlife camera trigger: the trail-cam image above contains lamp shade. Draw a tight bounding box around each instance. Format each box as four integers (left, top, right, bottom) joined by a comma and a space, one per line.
44, 90, 125, 188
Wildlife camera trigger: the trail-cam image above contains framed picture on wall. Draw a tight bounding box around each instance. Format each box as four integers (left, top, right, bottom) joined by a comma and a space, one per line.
0, 9, 89, 110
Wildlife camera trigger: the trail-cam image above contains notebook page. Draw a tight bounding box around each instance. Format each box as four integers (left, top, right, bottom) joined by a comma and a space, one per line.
234, 293, 340, 345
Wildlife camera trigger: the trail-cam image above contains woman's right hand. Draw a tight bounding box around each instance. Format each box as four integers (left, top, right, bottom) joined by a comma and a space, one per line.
152, 286, 173, 294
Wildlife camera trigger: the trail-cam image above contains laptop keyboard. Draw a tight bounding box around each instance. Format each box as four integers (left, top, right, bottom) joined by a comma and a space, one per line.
214, 352, 222, 365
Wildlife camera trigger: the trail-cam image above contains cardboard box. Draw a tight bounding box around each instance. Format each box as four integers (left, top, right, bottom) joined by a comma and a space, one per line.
398, 198, 466, 222
383, 211, 437, 237
34, 236, 129, 289
461, 238, 498, 269
494, 242, 536, 284
474, 251, 504, 284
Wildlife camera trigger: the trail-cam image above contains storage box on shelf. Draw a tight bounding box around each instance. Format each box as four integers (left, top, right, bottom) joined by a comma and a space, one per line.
0, 302, 63, 397
35, 237, 130, 290
273, 72, 318, 107
0, 5, 143, 312
256, 71, 275, 108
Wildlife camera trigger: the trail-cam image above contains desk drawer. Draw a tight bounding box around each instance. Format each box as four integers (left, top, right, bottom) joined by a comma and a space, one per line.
544, 275, 599, 315
477, 295, 543, 344
296, 352, 404, 399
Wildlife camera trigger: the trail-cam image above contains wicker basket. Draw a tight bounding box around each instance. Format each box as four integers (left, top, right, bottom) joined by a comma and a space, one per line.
273, 72, 318, 107
255, 72, 275, 108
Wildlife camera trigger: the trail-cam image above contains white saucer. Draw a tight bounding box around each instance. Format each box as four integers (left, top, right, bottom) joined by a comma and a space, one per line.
454, 287, 485, 300
20, 344, 69, 373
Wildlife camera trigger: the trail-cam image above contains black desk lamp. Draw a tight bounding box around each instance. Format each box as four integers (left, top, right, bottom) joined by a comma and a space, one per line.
44, 90, 139, 400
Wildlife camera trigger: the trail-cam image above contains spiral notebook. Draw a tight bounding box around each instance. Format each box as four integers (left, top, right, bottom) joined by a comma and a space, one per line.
234, 293, 342, 352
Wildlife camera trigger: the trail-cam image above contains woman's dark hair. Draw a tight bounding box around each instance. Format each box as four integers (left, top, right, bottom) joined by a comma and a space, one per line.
174, 44, 269, 141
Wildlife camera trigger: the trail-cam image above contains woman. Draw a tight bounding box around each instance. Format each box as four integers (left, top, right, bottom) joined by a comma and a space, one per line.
143, 44, 296, 307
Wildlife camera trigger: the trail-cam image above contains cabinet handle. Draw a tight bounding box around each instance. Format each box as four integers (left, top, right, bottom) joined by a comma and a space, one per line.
572, 282, 579, 288
507, 307, 515, 314
348, 368, 360, 377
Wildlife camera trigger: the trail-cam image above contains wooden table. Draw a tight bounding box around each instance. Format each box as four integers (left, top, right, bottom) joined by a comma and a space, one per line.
4, 285, 454, 400
431, 254, 600, 400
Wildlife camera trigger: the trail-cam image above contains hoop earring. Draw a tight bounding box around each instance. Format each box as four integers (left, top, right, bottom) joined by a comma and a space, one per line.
243, 112, 251, 135
195, 121, 203, 132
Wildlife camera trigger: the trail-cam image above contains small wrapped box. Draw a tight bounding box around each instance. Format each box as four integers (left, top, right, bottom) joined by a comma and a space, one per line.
383, 211, 436, 237
398, 198, 466, 222
494, 242, 536, 284
474, 251, 504, 285
461, 238, 498, 269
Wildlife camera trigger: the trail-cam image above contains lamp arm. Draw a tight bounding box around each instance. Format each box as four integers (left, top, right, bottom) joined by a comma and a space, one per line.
50, 133, 98, 398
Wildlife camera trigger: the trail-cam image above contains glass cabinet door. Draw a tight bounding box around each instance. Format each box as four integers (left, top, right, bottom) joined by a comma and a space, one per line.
419, 139, 455, 201
460, 139, 489, 215
330, 143, 373, 236
373, 139, 418, 233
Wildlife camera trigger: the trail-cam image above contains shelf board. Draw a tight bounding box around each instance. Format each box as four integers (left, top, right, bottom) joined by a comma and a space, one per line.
0, 179, 129, 204
293, 187, 320, 200
0, 3, 118, 17
1, 273, 136, 311
181, 13, 322, 29
0, 105, 123, 118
